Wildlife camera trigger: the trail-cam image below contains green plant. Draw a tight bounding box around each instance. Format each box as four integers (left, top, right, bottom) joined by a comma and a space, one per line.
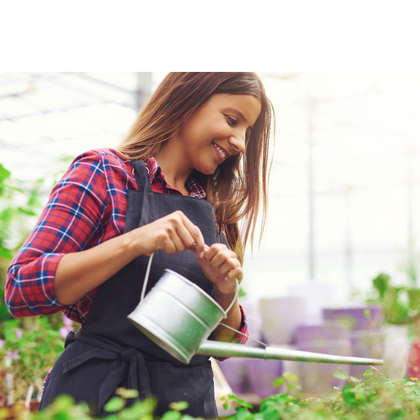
2, 367, 420, 420
0, 159, 77, 404
222, 368, 420, 420
367, 271, 420, 328
0, 316, 66, 402
0, 158, 72, 321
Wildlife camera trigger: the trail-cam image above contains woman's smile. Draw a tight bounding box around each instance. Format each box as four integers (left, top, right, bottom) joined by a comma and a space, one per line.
212, 142, 231, 162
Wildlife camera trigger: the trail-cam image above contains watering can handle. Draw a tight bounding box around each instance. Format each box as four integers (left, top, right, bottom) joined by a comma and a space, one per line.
140, 253, 239, 319
140, 252, 155, 302
223, 278, 239, 318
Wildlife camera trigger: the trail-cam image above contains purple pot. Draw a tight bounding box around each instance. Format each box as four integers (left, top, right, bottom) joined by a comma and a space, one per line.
295, 322, 351, 343
296, 323, 352, 394
218, 358, 250, 394
247, 359, 284, 397
323, 306, 384, 331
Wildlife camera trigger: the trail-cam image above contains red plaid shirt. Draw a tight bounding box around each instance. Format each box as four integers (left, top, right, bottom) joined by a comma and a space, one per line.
6, 148, 248, 343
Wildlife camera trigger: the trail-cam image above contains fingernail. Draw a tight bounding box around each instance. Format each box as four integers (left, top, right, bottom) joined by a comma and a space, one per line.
225, 276, 228, 281
200, 252, 204, 259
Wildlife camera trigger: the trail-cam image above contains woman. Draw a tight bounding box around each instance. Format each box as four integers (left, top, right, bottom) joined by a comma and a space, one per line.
6, 72, 274, 418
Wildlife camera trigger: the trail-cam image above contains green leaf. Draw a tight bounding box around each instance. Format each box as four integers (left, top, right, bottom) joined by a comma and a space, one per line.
0, 164, 11, 182
228, 394, 253, 409
115, 388, 139, 399
390, 409, 406, 419
233, 406, 254, 420
350, 376, 362, 383
273, 376, 286, 387
161, 411, 181, 420
51, 394, 76, 412
363, 369, 374, 377
333, 370, 349, 380
104, 397, 125, 412
180, 415, 195, 420
284, 372, 298, 383
0, 247, 13, 259
17, 207, 36, 216
169, 401, 189, 411
373, 273, 391, 299
0, 408, 11, 420
342, 384, 357, 407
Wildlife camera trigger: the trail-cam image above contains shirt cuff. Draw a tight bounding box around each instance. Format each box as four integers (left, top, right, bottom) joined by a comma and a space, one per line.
216, 304, 248, 362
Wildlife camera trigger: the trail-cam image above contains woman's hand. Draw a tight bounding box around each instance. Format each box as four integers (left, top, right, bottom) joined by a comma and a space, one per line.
128, 210, 206, 258
195, 243, 243, 296
196, 243, 243, 342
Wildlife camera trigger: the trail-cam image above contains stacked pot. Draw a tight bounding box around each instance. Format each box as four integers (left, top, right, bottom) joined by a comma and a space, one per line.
322, 306, 385, 379
217, 297, 285, 397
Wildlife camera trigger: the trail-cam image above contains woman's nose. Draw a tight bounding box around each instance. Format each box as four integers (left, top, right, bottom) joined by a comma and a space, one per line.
228, 131, 246, 154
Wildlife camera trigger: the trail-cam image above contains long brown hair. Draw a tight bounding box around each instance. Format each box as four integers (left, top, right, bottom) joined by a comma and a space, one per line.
116, 72, 274, 261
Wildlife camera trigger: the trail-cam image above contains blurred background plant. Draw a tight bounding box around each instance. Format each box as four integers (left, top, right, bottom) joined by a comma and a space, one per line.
367, 242, 420, 333
0, 158, 78, 405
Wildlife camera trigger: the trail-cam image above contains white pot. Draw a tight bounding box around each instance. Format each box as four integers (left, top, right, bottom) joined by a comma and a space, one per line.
382, 324, 410, 380
258, 296, 306, 345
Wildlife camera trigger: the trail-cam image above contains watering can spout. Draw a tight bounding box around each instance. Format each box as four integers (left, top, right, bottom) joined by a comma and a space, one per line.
196, 340, 384, 366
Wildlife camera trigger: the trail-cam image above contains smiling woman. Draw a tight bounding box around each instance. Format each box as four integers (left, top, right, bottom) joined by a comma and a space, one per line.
154, 94, 261, 195
5, 72, 275, 418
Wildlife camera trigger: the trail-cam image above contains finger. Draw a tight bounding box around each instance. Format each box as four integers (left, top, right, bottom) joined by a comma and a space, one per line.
169, 228, 190, 254
218, 257, 241, 275
180, 215, 206, 258
172, 222, 196, 252
225, 267, 243, 282
206, 247, 237, 269
203, 243, 228, 262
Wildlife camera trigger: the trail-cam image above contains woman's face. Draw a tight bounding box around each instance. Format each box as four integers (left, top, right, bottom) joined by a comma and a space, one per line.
172, 93, 262, 175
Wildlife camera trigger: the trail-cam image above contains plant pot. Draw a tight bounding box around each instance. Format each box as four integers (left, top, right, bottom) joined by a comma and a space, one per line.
259, 297, 306, 345
349, 329, 386, 379
247, 359, 284, 397
382, 324, 410, 380
217, 358, 250, 394
323, 306, 384, 331
295, 323, 352, 395
407, 338, 420, 379
294, 321, 351, 343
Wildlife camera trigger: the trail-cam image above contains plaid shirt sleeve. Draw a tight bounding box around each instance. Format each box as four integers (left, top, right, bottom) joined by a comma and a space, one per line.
234, 305, 248, 345
5, 149, 114, 320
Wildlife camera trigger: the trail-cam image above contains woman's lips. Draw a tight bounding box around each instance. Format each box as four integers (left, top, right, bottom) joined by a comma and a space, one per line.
212, 142, 230, 162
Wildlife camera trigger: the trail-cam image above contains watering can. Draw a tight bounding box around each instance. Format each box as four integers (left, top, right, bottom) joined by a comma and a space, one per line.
128, 255, 384, 367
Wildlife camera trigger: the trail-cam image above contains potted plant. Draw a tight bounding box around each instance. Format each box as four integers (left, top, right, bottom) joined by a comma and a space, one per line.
0, 315, 73, 407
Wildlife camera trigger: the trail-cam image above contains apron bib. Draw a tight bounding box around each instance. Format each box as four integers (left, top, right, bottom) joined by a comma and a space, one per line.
40, 160, 221, 418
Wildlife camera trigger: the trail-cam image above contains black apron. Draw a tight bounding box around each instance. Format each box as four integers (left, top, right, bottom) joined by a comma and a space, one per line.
40, 160, 221, 418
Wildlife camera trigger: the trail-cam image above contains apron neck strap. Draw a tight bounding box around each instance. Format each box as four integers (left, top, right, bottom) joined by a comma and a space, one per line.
131, 160, 152, 192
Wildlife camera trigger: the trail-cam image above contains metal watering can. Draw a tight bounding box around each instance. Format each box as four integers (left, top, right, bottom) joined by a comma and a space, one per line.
128, 254, 384, 367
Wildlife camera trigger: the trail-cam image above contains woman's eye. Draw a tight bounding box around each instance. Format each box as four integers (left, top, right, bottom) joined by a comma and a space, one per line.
226, 115, 238, 126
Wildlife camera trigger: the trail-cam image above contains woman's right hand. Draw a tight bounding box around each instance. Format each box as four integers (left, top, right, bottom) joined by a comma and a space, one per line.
55, 211, 205, 306
127, 210, 206, 258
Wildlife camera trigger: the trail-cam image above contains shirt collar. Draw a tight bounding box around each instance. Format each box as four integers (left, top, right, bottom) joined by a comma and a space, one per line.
144, 157, 206, 199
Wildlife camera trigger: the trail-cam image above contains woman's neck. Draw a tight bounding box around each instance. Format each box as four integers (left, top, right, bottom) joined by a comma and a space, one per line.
154, 143, 192, 196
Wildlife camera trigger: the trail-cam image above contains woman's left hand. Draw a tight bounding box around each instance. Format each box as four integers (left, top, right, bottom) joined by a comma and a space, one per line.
195, 243, 243, 295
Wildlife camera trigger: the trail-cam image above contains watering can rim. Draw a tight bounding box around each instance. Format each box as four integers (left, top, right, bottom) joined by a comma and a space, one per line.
159, 268, 228, 315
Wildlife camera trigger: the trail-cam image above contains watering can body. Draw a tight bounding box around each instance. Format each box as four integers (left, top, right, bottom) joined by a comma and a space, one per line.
128, 269, 384, 367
